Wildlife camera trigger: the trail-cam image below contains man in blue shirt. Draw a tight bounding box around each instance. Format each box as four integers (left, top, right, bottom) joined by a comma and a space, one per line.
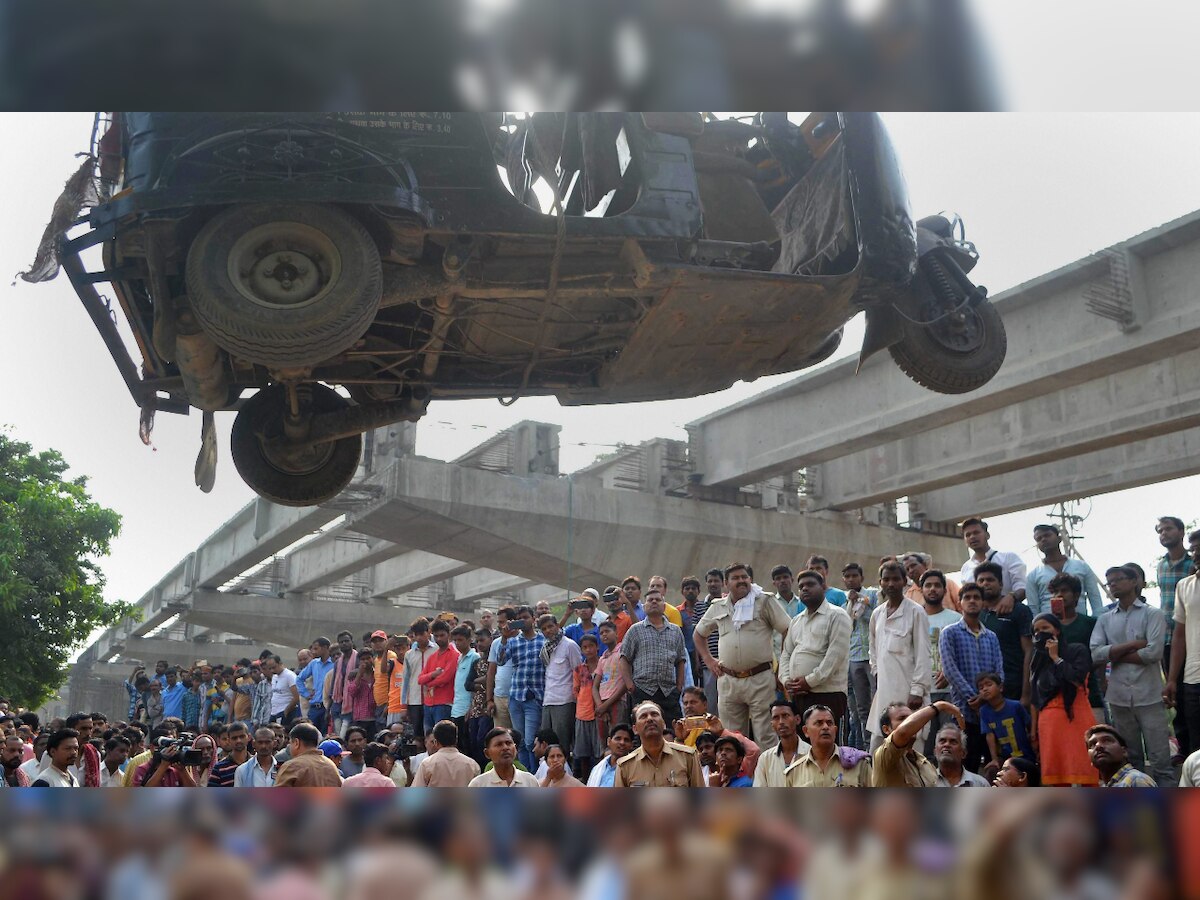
1026, 524, 1105, 616
160, 669, 187, 721
939, 582, 1004, 772
623, 577, 647, 621
806, 555, 848, 607
561, 592, 602, 646
496, 606, 546, 770
585, 722, 634, 787
296, 637, 337, 735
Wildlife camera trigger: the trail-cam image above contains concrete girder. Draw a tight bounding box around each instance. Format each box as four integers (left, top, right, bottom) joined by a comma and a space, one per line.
446, 570, 536, 606
348, 457, 966, 589
195, 498, 341, 589
368, 551, 476, 599
687, 211, 1200, 487
180, 591, 426, 649
912, 425, 1200, 522
105, 637, 288, 669
814, 345, 1200, 511
89, 499, 339, 664
284, 530, 406, 595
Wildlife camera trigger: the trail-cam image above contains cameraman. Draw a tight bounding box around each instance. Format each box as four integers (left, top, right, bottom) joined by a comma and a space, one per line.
135, 734, 214, 787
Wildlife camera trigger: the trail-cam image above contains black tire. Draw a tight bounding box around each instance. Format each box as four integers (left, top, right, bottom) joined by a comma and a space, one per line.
230, 384, 362, 507
888, 294, 1007, 394
185, 203, 382, 368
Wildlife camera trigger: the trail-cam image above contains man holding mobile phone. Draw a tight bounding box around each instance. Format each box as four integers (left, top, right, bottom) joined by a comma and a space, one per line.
561, 591, 601, 646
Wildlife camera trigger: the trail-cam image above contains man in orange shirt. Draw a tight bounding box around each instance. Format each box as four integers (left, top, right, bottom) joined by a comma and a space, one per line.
386, 634, 409, 727
369, 630, 397, 732
573, 633, 603, 782
602, 585, 634, 641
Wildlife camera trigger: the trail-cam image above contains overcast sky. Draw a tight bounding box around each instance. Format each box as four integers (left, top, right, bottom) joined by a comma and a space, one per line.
4, 113, 1200, 639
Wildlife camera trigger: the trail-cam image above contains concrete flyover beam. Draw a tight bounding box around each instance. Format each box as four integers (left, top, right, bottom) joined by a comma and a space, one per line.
446, 570, 536, 606
913, 425, 1200, 522
284, 529, 407, 595
347, 456, 967, 592
688, 210, 1200, 487
181, 590, 419, 649
816, 346, 1200, 511
194, 498, 341, 589
368, 550, 476, 599
108, 637, 289, 668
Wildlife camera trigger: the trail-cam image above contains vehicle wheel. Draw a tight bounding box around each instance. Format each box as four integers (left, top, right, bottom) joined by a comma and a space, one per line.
888, 289, 1007, 394
230, 384, 362, 507
185, 203, 382, 368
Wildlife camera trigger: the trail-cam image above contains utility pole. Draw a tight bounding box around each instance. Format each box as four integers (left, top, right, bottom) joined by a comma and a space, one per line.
1045, 500, 1111, 600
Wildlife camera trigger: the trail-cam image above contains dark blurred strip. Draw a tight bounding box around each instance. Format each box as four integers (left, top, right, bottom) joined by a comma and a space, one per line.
0, 0, 1001, 110
0, 790, 1185, 900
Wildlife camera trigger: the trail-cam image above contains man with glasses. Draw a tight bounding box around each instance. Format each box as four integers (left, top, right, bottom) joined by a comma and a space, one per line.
1091, 565, 1172, 785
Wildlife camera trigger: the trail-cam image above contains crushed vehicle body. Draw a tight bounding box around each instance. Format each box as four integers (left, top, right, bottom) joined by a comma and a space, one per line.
33, 112, 1004, 506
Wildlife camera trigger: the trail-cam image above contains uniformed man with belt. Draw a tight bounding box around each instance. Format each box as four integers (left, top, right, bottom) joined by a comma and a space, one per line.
615, 700, 704, 787
694, 562, 793, 749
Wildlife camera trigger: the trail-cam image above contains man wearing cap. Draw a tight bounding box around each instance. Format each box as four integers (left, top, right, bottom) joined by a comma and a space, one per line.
695, 562, 793, 750
370, 630, 398, 732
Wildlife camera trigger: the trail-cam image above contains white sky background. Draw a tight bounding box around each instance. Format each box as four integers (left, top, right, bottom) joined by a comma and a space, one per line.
4, 112, 1200, 644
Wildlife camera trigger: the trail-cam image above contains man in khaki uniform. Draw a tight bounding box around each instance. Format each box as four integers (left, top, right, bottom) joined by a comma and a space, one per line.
872, 700, 963, 787
792, 705, 872, 787
615, 700, 704, 787
695, 562, 793, 749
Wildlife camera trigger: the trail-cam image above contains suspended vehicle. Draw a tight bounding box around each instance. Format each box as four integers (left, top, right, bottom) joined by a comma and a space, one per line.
28, 112, 1003, 506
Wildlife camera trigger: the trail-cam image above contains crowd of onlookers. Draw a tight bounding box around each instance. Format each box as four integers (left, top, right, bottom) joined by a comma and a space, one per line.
3, 515, 1199, 788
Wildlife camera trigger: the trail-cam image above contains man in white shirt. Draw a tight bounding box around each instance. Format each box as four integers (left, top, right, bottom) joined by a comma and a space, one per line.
29, 729, 80, 787
265, 655, 299, 724
867, 561, 932, 752
780, 569, 853, 726
234, 727, 280, 787
469, 727, 540, 787
586, 723, 634, 787
99, 737, 130, 787
958, 517, 1027, 614
18, 733, 48, 784
538, 614, 583, 760
753, 700, 812, 787
933, 725, 990, 786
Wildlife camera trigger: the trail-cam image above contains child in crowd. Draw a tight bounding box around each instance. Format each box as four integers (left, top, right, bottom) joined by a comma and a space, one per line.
977, 671, 1034, 779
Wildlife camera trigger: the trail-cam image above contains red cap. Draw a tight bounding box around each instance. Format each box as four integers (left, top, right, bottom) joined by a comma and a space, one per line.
371, 630, 388, 639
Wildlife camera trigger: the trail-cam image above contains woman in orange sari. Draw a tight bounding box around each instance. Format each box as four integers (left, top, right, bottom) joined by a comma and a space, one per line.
1029, 613, 1098, 786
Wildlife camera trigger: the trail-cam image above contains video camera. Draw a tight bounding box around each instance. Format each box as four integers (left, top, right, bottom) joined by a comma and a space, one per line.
155, 735, 205, 767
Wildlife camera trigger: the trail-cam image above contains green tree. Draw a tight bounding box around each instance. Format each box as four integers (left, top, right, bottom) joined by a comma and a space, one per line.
0, 433, 135, 708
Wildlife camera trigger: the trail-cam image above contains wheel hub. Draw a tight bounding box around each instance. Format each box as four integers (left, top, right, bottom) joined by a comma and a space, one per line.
259, 426, 336, 476
926, 297, 985, 354
228, 221, 343, 309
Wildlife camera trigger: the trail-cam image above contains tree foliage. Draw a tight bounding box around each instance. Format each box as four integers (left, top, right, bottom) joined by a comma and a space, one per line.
0, 432, 134, 709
